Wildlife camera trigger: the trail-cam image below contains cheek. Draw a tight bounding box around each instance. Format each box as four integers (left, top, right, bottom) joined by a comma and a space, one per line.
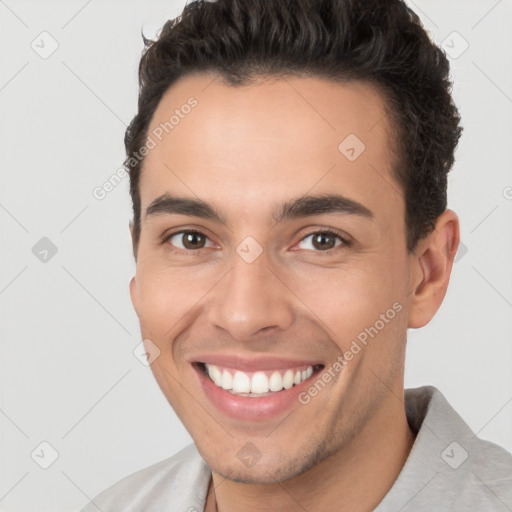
290, 257, 407, 351
135, 264, 209, 347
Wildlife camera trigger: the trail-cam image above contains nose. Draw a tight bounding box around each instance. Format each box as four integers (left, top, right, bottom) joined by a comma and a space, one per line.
207, 248, 295, 342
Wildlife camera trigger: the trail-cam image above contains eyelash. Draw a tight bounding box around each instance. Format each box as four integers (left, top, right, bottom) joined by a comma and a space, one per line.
161, 228, 352, 255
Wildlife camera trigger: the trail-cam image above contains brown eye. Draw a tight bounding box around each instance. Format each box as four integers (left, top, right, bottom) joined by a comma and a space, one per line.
297, 230, 346, 252
166, 230, 213, 251
313, 233, 336, 250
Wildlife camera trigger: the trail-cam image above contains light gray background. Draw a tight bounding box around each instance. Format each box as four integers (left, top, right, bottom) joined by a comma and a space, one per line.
0, 0, 511, 510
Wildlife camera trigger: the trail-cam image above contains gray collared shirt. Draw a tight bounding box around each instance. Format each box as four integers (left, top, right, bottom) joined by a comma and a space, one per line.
81, 386, 512, 511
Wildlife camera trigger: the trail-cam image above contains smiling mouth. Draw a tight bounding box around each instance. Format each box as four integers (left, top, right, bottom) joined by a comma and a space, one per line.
195, 362, 324, 397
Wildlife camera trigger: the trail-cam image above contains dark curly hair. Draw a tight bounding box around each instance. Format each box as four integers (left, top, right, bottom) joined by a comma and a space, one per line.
125, 0, 462, 254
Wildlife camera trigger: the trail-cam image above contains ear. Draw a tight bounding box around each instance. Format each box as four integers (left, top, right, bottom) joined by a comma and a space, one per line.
408, 209, 460, 328
128, 221, 139, 316
129, 275, 139, 317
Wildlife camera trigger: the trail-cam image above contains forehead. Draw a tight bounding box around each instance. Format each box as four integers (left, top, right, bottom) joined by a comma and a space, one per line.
139, 73, 401, 223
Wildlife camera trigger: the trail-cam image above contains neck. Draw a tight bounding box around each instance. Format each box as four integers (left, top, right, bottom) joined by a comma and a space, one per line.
205, 386, 416, 512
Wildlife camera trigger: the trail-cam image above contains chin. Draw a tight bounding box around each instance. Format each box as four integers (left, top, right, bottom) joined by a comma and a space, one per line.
200, 437, 337, 485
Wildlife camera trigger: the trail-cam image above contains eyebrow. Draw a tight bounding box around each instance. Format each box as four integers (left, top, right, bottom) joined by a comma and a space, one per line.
145, 194, 228, 224
144, 193, 373, 224
275, 193, 373, 222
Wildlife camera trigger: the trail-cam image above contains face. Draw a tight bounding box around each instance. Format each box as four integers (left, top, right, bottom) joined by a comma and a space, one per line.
130, 73, 416, 484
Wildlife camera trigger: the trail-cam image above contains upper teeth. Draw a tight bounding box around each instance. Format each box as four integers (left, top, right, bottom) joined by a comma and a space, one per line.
205, 363, 314, 395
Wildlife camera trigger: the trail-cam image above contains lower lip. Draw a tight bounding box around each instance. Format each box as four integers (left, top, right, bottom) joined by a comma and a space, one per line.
195, 364, 321, 422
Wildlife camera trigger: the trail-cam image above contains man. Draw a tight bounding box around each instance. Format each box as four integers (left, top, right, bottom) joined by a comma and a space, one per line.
82, 0, 512, 510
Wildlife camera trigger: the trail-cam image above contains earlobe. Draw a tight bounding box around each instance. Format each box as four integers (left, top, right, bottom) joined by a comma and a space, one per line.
408, 209, 460, 328
129, 276, 139, 316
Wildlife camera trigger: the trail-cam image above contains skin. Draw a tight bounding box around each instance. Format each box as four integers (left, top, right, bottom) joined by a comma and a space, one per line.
129, 73, 459, 512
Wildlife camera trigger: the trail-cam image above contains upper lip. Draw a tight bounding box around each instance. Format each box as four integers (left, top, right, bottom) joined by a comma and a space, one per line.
191, 354, 323, 371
